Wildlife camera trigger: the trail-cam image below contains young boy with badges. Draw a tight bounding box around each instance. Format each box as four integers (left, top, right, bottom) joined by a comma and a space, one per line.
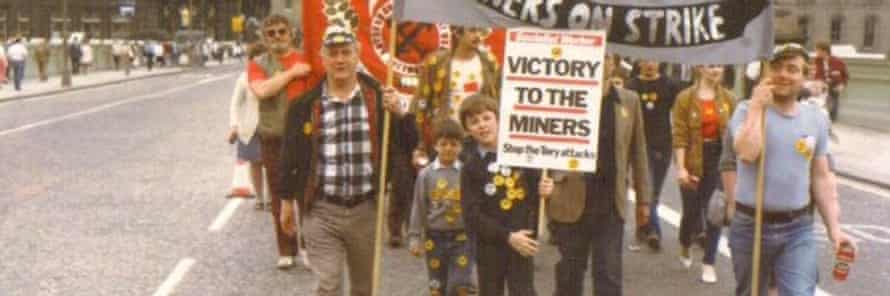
458, 94, 540, 296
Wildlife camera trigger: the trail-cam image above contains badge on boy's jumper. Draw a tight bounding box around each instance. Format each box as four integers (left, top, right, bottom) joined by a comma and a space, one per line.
500, 199, 513, 211
437, 178, 448, 189
484, 183, 497, 196
487, 162, 498, 173
493, 175, 505, 186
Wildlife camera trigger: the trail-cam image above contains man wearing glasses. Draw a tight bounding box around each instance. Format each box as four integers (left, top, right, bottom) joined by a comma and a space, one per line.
247, 14, 315, 270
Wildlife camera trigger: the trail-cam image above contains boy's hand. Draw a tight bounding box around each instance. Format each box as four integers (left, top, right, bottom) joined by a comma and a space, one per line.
508, 230, 539, 257
538, 175, 554, 199
409, 243, 423, 257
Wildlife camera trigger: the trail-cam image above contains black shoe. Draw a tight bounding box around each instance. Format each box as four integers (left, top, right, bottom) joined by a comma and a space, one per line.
647, 233, 662, 251
388, 236, 403, 248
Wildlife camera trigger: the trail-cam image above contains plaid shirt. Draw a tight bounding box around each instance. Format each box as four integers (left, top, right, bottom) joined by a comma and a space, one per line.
318, 84, 374, 199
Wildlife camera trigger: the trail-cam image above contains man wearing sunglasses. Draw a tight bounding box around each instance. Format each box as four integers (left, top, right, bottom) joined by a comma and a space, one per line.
247, 14, 315, 270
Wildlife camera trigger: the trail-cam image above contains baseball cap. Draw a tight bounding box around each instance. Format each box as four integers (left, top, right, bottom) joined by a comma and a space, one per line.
323, 25, 356, 47
771, 43, 810, 64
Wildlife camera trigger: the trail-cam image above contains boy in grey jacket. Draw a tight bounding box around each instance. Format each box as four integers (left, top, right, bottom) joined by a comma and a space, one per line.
408, 119, 472, 296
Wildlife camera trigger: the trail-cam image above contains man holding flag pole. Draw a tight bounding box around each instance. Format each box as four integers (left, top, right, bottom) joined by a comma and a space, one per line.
277, 22, 412, 295
728, 44, 854, 296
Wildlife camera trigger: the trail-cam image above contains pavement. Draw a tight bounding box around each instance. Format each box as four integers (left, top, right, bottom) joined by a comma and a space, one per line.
0, 68, 887, 295
0, 59, 242, 103
831, 123, 890, 189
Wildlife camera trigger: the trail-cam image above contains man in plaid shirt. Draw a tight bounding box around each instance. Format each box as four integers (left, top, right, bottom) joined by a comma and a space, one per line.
277, 24, 416, 296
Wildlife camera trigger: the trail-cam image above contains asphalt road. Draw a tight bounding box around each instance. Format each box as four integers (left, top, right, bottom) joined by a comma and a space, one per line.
1, 67, 887, 295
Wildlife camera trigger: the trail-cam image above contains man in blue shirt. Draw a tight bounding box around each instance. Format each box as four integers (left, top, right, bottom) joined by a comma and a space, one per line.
729, 44, 853, 296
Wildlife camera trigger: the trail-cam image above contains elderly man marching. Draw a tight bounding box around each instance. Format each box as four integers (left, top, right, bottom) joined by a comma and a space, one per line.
278, 25, 415, 296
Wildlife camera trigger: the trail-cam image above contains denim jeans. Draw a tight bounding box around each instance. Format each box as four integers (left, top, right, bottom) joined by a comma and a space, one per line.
678, 142, 722, 264
425, 230, 473, 296
10, 60, 25, 90
553, 209, 624, 296
729, 212, 817, 296
647, 146, 672, 237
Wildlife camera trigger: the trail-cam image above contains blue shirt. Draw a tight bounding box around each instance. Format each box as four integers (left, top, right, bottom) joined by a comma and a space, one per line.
729, 101, 830, 211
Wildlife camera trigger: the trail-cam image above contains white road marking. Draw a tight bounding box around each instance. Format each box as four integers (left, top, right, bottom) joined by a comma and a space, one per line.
630, 191, 833, 296
837, 177, 890, 200
0, 73, 235, 137
152, 258, 196, 296
208, 199, 244, 232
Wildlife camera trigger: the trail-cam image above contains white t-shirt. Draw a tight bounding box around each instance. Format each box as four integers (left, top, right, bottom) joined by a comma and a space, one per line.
7, 43, 28, 61
447, 56, 483, 121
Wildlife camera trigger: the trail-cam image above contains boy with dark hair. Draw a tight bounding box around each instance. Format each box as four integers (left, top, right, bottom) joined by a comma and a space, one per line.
408, 118, 472, 296
458, 94, 540, 296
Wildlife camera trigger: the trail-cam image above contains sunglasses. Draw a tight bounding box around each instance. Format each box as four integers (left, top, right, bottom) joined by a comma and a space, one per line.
265, 28, 290, 38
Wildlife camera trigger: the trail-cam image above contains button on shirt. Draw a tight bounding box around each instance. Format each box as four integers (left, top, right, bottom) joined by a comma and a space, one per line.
318, 84, 374, 199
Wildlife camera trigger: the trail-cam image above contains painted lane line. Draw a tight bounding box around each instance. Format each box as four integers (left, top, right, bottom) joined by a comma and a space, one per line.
208, 199, 244, 232
630, 191, 832, 296
0, 73, 235, 137
837, 177, 890, 200
152, 258, 196, 296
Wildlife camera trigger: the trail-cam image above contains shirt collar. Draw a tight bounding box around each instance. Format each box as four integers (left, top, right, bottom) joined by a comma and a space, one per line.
322, 82, 362, 103
432, 158, 462, 170
477, 145, 495, 158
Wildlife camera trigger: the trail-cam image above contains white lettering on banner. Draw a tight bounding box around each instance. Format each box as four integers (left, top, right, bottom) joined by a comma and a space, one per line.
623, 5, 725, 45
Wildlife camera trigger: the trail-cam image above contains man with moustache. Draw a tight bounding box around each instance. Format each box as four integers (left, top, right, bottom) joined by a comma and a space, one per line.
625, 59, 682, 250
247, 14, 314, 270
277, 25, 413, 296
729, 44, 853, 296
539, 54, 651, 296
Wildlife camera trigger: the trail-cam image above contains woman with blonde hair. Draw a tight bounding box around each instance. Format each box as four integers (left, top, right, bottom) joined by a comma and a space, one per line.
671, 64, 736, 284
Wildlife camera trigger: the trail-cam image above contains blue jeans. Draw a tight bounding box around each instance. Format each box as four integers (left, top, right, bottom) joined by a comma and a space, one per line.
729, 213, 818, 296
11, 60, 25, 90
647, 146, 671, 237
426, 230, 473, 296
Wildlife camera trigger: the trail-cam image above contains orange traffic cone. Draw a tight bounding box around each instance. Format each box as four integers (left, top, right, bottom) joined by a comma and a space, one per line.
228, 159, 255, 198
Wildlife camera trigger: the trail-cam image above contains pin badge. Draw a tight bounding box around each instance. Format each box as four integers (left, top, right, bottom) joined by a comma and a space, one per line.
437, 179, 448, 189
457, 255, 469, 267
505, 178, 516, 189
425, 240, 435, 251
493, 175, 505, 186
484, 183, 497, 196
430, 258, 441, 269
647, 102, 655, 110
500, 167, 512, 176
500, 199, 513, 211
487, 163, 498, 173
303, 122, 313, 135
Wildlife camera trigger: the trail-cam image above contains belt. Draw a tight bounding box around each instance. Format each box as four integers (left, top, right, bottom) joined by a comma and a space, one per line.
322, 192, 373, 208
736, 202, 811, 224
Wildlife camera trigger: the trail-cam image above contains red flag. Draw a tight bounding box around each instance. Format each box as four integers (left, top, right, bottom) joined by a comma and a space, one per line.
303, 0, 504, 96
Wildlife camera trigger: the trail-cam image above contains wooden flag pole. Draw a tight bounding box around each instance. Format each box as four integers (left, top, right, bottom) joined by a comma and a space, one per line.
537, 169, 549, 239
750, 61, 770, 296
371, 12, 399, 296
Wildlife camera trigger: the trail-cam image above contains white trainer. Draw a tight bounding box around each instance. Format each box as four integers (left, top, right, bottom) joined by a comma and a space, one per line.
701, 264, 718, 284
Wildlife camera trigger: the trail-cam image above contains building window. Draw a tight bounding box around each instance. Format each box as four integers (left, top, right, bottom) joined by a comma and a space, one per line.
864, 15, 878, 49
830, 15, 844, 42
0, 9, 7, 39
798, 15, 810, 45
17, 13, 31, 38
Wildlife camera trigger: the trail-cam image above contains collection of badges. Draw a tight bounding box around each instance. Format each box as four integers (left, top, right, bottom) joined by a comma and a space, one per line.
431, 178, 463, 224
483, 162, 525, 211
640, 92, 658, 110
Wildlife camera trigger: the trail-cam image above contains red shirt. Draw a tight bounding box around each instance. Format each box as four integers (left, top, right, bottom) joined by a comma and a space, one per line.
247, 51, 317, 101
700, 100, 720, 140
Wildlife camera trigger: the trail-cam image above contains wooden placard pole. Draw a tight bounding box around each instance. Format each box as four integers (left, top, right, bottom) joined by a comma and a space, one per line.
750, 61, 770, 296
538, 169, 549, 239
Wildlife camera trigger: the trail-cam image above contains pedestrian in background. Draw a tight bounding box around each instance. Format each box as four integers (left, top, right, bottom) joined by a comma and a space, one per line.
671, 64, 736, 283
80, 41, 93, 75
229, 42, 268, 210
69, 38, 82, 75
0, 44, 8, 88
144, 41, 155, 71
7, 37, 28, 91
34, 40, 50, 81
813, 41, 849, 122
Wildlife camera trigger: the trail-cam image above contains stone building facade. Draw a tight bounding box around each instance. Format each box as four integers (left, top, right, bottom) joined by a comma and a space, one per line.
776, 0, 890, 54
